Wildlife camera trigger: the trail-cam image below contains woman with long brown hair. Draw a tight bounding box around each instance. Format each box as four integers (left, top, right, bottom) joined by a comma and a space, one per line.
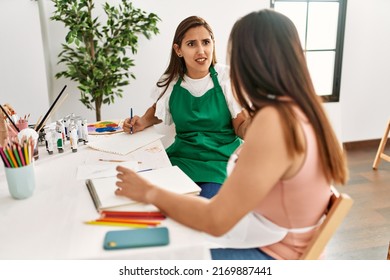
116, 9, 348, 260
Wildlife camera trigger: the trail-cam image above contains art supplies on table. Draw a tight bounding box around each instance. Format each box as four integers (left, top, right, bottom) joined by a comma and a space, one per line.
85, 165, 201, 211
100, 210, 166, 220
87, 120, 124, 135
0, 137, 34, 168
0, 136, 36, 199
103, 227, 170, 250
86, 126, 164, 155
85, 209, 166, 228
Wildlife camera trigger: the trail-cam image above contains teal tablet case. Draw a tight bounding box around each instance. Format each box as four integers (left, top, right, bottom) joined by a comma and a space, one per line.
103, 227, 169, 250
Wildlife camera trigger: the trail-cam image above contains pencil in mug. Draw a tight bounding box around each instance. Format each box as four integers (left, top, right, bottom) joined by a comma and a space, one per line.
0, 147, 11, 167
3, 148, 15, 168
6, 146, 18, 167
17, 144, 25, 166
22, 141, 28, 165
12, 144, 22, 167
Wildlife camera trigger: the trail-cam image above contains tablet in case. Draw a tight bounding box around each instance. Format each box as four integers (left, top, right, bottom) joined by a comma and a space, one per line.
103, 227, 169, 250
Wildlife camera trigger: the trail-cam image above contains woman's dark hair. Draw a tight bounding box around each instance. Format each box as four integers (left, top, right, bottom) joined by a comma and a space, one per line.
228, 9, 348, 185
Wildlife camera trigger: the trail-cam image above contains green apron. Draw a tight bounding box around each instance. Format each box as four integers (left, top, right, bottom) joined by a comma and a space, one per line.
166, 66, 242, 184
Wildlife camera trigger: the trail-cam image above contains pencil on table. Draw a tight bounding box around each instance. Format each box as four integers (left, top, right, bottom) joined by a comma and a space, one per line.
100, 210, 166, 218
98, 159, 143, 164
84, 220, 148, 228
96, 218, 161, 226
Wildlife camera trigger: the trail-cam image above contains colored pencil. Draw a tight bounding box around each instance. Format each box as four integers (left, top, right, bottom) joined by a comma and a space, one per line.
4, 148, 15, 168
12, 145, 22, 167
23, 141, 29, 165
98, 159, 142, 164
0, 147, 10, 167
100, 210, 166, 219
6, 146, 17, 167
96, 218, 160, 226
84, 221, 148, 228
17, 145, 25, 166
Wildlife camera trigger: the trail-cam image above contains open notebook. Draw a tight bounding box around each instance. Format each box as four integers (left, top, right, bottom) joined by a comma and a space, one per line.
86, 165, 201, 211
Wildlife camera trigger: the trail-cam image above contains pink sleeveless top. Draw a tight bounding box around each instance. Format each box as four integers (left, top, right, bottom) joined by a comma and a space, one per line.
226, 108, 331, 259
256, 109, 331, 259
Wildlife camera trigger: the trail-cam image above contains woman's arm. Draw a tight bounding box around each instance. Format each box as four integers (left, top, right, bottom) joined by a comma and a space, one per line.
232, 109, 251, 139
116, 107, 295, 236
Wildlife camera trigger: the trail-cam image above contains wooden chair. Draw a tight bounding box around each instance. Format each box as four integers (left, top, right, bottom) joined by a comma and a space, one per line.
373, 120, 390, 169
300, 187, 353, 260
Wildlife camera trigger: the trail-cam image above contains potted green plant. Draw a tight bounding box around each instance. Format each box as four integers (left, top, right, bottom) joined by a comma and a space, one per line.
51, 0, 160, 121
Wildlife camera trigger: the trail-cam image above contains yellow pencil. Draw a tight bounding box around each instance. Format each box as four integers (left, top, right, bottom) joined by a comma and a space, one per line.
84, 221, 148, 228
23, 141, 29, 165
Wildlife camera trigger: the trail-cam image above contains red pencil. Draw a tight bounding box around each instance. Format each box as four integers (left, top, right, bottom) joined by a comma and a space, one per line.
100, 210, 166, 220
17, 144, 25, 166
0, 147, 10, 167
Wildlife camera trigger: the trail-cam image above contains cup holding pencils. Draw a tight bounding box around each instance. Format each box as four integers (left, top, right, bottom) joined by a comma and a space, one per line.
1, 138, 36, 199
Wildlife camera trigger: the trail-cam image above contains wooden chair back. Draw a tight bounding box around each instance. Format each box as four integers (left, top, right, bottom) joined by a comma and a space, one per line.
373, 119, 390, 169
300, 187, 353, 260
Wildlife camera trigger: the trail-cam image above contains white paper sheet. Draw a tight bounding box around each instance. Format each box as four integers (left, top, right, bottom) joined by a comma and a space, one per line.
86, 126, 164, 155
77, 161, 138, 180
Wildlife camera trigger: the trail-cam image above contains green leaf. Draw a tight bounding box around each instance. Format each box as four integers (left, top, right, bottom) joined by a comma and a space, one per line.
51, 0, 160, 120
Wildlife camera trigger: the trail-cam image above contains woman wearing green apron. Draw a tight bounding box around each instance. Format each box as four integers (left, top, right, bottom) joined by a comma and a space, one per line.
123, 16, 250, 198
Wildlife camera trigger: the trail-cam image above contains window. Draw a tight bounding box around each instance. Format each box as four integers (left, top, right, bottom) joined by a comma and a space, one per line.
271, 0, 347, 102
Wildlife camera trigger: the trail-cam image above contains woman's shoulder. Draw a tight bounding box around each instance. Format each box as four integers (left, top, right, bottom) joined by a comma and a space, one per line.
213, 63, 230, 85
151, 75, 178, 101
214, 63, 230, 75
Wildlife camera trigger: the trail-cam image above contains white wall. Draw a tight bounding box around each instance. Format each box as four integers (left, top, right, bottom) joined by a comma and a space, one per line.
339, 0, 390, 142
0, 0, 49, 123
41, 0, 266, 123
2, 0, 390, 143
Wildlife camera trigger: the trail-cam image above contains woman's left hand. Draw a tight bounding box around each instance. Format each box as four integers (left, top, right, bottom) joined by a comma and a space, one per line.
115, 165, 155, 204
